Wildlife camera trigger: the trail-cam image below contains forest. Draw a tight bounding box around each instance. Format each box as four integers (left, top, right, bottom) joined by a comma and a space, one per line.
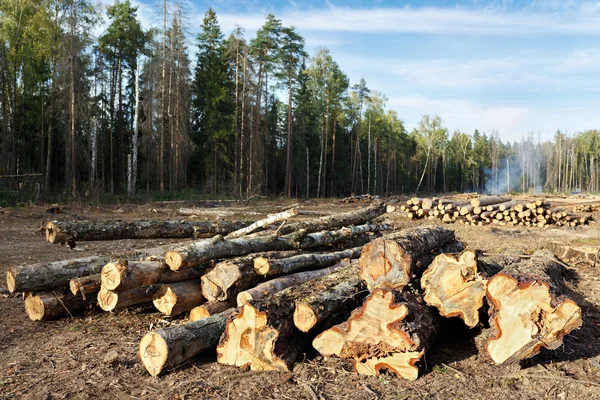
1, 0, 599, 202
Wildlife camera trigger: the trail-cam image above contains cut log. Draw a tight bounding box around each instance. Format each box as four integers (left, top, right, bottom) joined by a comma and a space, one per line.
358, 225, 456, 291
101, 260, 205, 292
45, 219, 249, 244
25, 290, 97, 321
226, 208, 299, 239
254, 247, 362, 277
97, 284, 162, 312
546, 240, 599, 267
166, 223, 391, 271
7, 243, 179, 293
470, 195, 511, 208
140, 309, 235, 376
8, 255, 111, 294
153, 281, 205, 316
276, 201, 387, 236
69, 274, 101, 299
216, 296, 303, 372
485, 250, 582, 364
292, 262, 366, 332
199, 250, 304, 302
420, 251, 486, 328
313, 289, 437, 380
237, 263, 347, 306
190, 300, 235, 321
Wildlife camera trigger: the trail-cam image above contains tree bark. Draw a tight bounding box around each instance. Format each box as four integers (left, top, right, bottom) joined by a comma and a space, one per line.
254, 247, 362, 277
166, 223, 390, 271
276, 200, 386, 236
226, 208, 298, 239
358, 226, 457, 291
292, 261, 366, 333
470, 195, 511, 208
485, 250, 582, 364
190, 300, 235, 321
45, 219, 249, 244
69, 274, 102, 299
139, 309, 234, 376
237, 263, 347, 306
24, 290, 97, 321
101, 260, 206, 292
313, 289, 438, 380
97, 284, 162, 312
153, 281, 205, 316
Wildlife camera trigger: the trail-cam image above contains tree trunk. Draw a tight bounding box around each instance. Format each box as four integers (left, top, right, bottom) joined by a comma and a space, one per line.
199, 250, 301, 302
7, 256, 111, 293
140, 309, 234, 376
153, 281, 205, 316
420, 251, 488, 328
470, 195, 512, 208
313, 289, 437, 380
98, 284, 162, 312
166, 223, 390, 271
292, 261, 366, 332
101, 260, 206, 292
25, 290, 97, 321
358, 226, 457, 291
277, 200, 386, 236
45, 219, 249, 244
237, 263, 346, 306
217, 296, 304, 372
226, 208, 298, 239
69, 274, 102, 299
190, 300, 235, 321
254, 247, 362, 277
485, 250, 582, 364
129, 60, 140, 198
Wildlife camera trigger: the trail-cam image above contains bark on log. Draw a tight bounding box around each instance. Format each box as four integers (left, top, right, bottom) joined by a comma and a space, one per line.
420, 251, 487, 328
166, 223, 391, 271
226, 208, 299, 239
101, 260, 205, 292
69, 274, 101, 299
485, 250, 582, 364
199, 250, 304, 302
275, 201, 387, 236
8, 256, 111, 294
254, 247, 362, 277
139, 310, 235, 376
470, 195, 512, 208
358, 226, 457, 291
236, 263, 347, 306
7, 242, 182, 293
293, 262, 366, 332
97, 284, 162, 312
153, 281, 205, 316
190, 300, 235, 321
216, 296, 304, 372
24, 290, 97, 321
312, 289, 438, 380
45, 219, 249, 244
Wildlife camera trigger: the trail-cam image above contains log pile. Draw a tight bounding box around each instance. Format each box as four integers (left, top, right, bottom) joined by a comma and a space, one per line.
400, 195, 593, 227
4, 200, 584, 381
341, 194, 378, 203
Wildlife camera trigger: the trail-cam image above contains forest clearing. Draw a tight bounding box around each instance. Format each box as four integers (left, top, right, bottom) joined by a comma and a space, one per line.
0, 195, 599, 400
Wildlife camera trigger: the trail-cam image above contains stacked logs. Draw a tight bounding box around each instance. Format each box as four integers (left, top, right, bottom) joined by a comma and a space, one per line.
400, 195, 593, 227
8, 202, 389, 324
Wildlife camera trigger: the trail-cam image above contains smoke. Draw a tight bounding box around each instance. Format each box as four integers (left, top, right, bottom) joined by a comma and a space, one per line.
484, 156, 543, 194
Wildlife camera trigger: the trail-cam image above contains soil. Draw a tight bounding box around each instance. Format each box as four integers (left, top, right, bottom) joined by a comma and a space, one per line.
0, 199, 599, 400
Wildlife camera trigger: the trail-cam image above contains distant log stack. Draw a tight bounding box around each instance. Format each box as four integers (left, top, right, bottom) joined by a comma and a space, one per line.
399, 195, 592, 227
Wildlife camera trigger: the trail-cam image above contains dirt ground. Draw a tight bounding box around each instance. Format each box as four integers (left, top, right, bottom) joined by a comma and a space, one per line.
0, 199, 599, 400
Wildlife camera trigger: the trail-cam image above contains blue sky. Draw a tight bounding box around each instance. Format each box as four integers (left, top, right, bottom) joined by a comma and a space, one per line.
118, 0, 600, 142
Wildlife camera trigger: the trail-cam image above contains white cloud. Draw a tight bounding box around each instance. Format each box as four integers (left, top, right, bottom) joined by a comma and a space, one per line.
215, 3, 600, 35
